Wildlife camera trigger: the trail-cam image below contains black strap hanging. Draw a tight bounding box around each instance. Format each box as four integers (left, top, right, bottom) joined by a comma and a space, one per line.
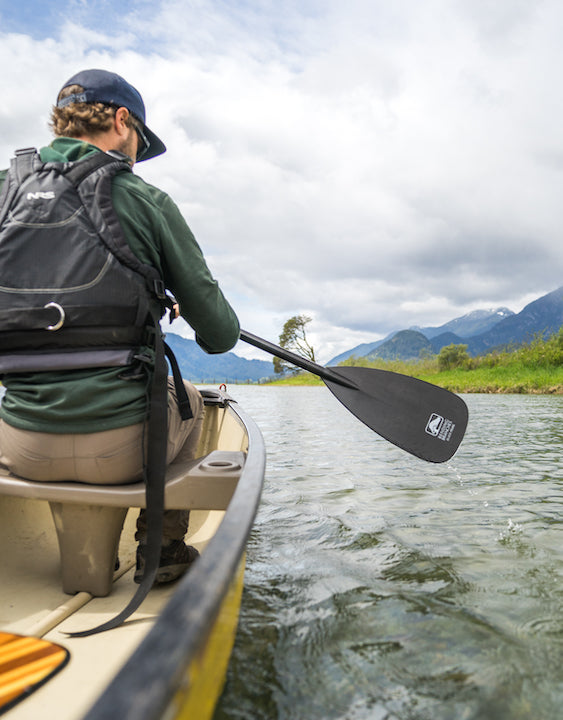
165, 342, 193, 421
68, 313, 169, 637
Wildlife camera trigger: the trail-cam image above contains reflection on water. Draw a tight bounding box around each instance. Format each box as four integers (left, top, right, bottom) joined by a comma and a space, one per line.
214, 389, 563, 720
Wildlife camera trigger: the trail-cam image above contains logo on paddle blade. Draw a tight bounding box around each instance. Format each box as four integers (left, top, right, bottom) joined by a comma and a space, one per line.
425, 413, 455, 442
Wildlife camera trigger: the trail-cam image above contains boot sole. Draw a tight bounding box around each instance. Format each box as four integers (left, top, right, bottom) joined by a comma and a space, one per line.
134, 562, 192, 585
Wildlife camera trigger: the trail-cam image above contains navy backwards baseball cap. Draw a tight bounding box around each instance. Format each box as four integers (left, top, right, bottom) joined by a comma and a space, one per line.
57, 69, 166, 161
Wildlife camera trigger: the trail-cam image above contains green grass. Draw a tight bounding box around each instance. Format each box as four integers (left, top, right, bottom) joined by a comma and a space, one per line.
269, 329, 563, 394
267, 372, 321, 386
415, 364, 563, 394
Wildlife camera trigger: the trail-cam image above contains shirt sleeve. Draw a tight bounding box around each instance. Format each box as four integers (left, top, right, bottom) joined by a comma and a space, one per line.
154, 194, 240, 354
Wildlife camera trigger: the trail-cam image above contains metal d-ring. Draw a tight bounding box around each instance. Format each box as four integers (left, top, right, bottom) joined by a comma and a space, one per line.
44, 302, 65, 331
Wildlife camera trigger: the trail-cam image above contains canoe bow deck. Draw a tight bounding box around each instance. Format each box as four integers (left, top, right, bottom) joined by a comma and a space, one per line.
0, 389, 265, 720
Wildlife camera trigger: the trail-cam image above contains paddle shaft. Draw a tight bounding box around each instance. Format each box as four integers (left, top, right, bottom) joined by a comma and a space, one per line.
239, 329, 356, 389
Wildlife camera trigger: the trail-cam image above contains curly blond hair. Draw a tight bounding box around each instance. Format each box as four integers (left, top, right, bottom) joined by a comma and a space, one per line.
50, 84, 135, 138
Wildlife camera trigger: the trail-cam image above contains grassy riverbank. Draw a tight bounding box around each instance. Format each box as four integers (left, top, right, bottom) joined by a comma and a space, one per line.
267, 330, 563, 394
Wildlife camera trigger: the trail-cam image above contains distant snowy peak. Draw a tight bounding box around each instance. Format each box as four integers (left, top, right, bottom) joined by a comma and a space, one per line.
415, 307, 515, 339
461, 307, 513, 322
465, 308, 512, 319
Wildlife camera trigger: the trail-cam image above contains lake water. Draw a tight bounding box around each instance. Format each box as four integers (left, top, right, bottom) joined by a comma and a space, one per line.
213, 388, 563, 720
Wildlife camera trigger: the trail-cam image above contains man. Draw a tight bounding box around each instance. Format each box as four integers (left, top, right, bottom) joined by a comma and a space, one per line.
0, 69, 240, 584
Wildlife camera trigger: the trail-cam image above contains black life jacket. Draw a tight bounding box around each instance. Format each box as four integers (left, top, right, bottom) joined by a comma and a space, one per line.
0, 147, 191, 635
0, 147, 168, 373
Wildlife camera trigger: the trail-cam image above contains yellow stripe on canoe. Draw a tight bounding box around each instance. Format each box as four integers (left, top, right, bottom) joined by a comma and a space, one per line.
165, 555, 246, 720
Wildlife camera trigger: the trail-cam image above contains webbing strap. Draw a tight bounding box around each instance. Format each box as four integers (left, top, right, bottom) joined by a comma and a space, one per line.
0, 349, 134, 374
12, 148, 38, 186
68, 314, 168, 638
164, 341, 193, 421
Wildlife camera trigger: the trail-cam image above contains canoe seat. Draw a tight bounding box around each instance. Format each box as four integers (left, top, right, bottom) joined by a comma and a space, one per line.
0, 450, 245, 597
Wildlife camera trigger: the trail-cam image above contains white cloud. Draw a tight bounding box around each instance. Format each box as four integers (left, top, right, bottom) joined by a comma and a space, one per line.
1, 0, 562, 362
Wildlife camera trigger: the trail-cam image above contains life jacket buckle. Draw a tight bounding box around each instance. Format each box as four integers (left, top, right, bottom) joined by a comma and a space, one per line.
14, 147, 37, 157
118, 350, 153, 381
153, 279, 166, 300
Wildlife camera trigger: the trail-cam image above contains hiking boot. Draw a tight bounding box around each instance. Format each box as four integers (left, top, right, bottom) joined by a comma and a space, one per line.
134, 540, 200, 585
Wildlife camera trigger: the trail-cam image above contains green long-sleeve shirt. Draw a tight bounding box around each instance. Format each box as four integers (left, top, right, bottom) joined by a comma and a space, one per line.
0, 138, 239, 433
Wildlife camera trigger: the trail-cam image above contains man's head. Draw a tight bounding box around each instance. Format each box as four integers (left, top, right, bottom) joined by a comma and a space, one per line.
50, 69, 166, 163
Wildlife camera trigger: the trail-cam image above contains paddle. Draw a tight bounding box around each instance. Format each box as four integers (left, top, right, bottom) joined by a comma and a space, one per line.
0, 632, 69, 714
240, 330, 468, 463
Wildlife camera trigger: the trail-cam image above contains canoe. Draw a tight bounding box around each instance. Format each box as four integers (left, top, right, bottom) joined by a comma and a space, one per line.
0, 387, 265, 720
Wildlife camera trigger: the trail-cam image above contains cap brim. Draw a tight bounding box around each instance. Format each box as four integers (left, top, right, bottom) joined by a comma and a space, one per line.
138, 125, 166, 161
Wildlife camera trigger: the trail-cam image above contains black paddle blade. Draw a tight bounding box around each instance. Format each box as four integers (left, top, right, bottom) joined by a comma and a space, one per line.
323, 366, 468, 463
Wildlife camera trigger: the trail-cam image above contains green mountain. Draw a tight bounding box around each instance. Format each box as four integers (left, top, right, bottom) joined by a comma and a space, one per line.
366, 330, 432, 361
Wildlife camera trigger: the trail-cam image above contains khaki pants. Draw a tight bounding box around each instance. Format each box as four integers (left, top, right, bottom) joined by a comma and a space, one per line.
0, 378, 204, 543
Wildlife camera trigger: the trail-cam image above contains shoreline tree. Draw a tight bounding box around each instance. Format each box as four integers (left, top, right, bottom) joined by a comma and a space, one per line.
274, 315, 316, 375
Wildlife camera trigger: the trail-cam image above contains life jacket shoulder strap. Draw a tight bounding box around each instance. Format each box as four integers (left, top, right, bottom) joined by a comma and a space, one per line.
11, 147, 42, 184
0, 148, 40, 229
69, 152, 166, 301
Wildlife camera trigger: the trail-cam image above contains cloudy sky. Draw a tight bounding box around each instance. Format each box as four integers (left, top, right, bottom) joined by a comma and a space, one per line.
1, 0, 561, 362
